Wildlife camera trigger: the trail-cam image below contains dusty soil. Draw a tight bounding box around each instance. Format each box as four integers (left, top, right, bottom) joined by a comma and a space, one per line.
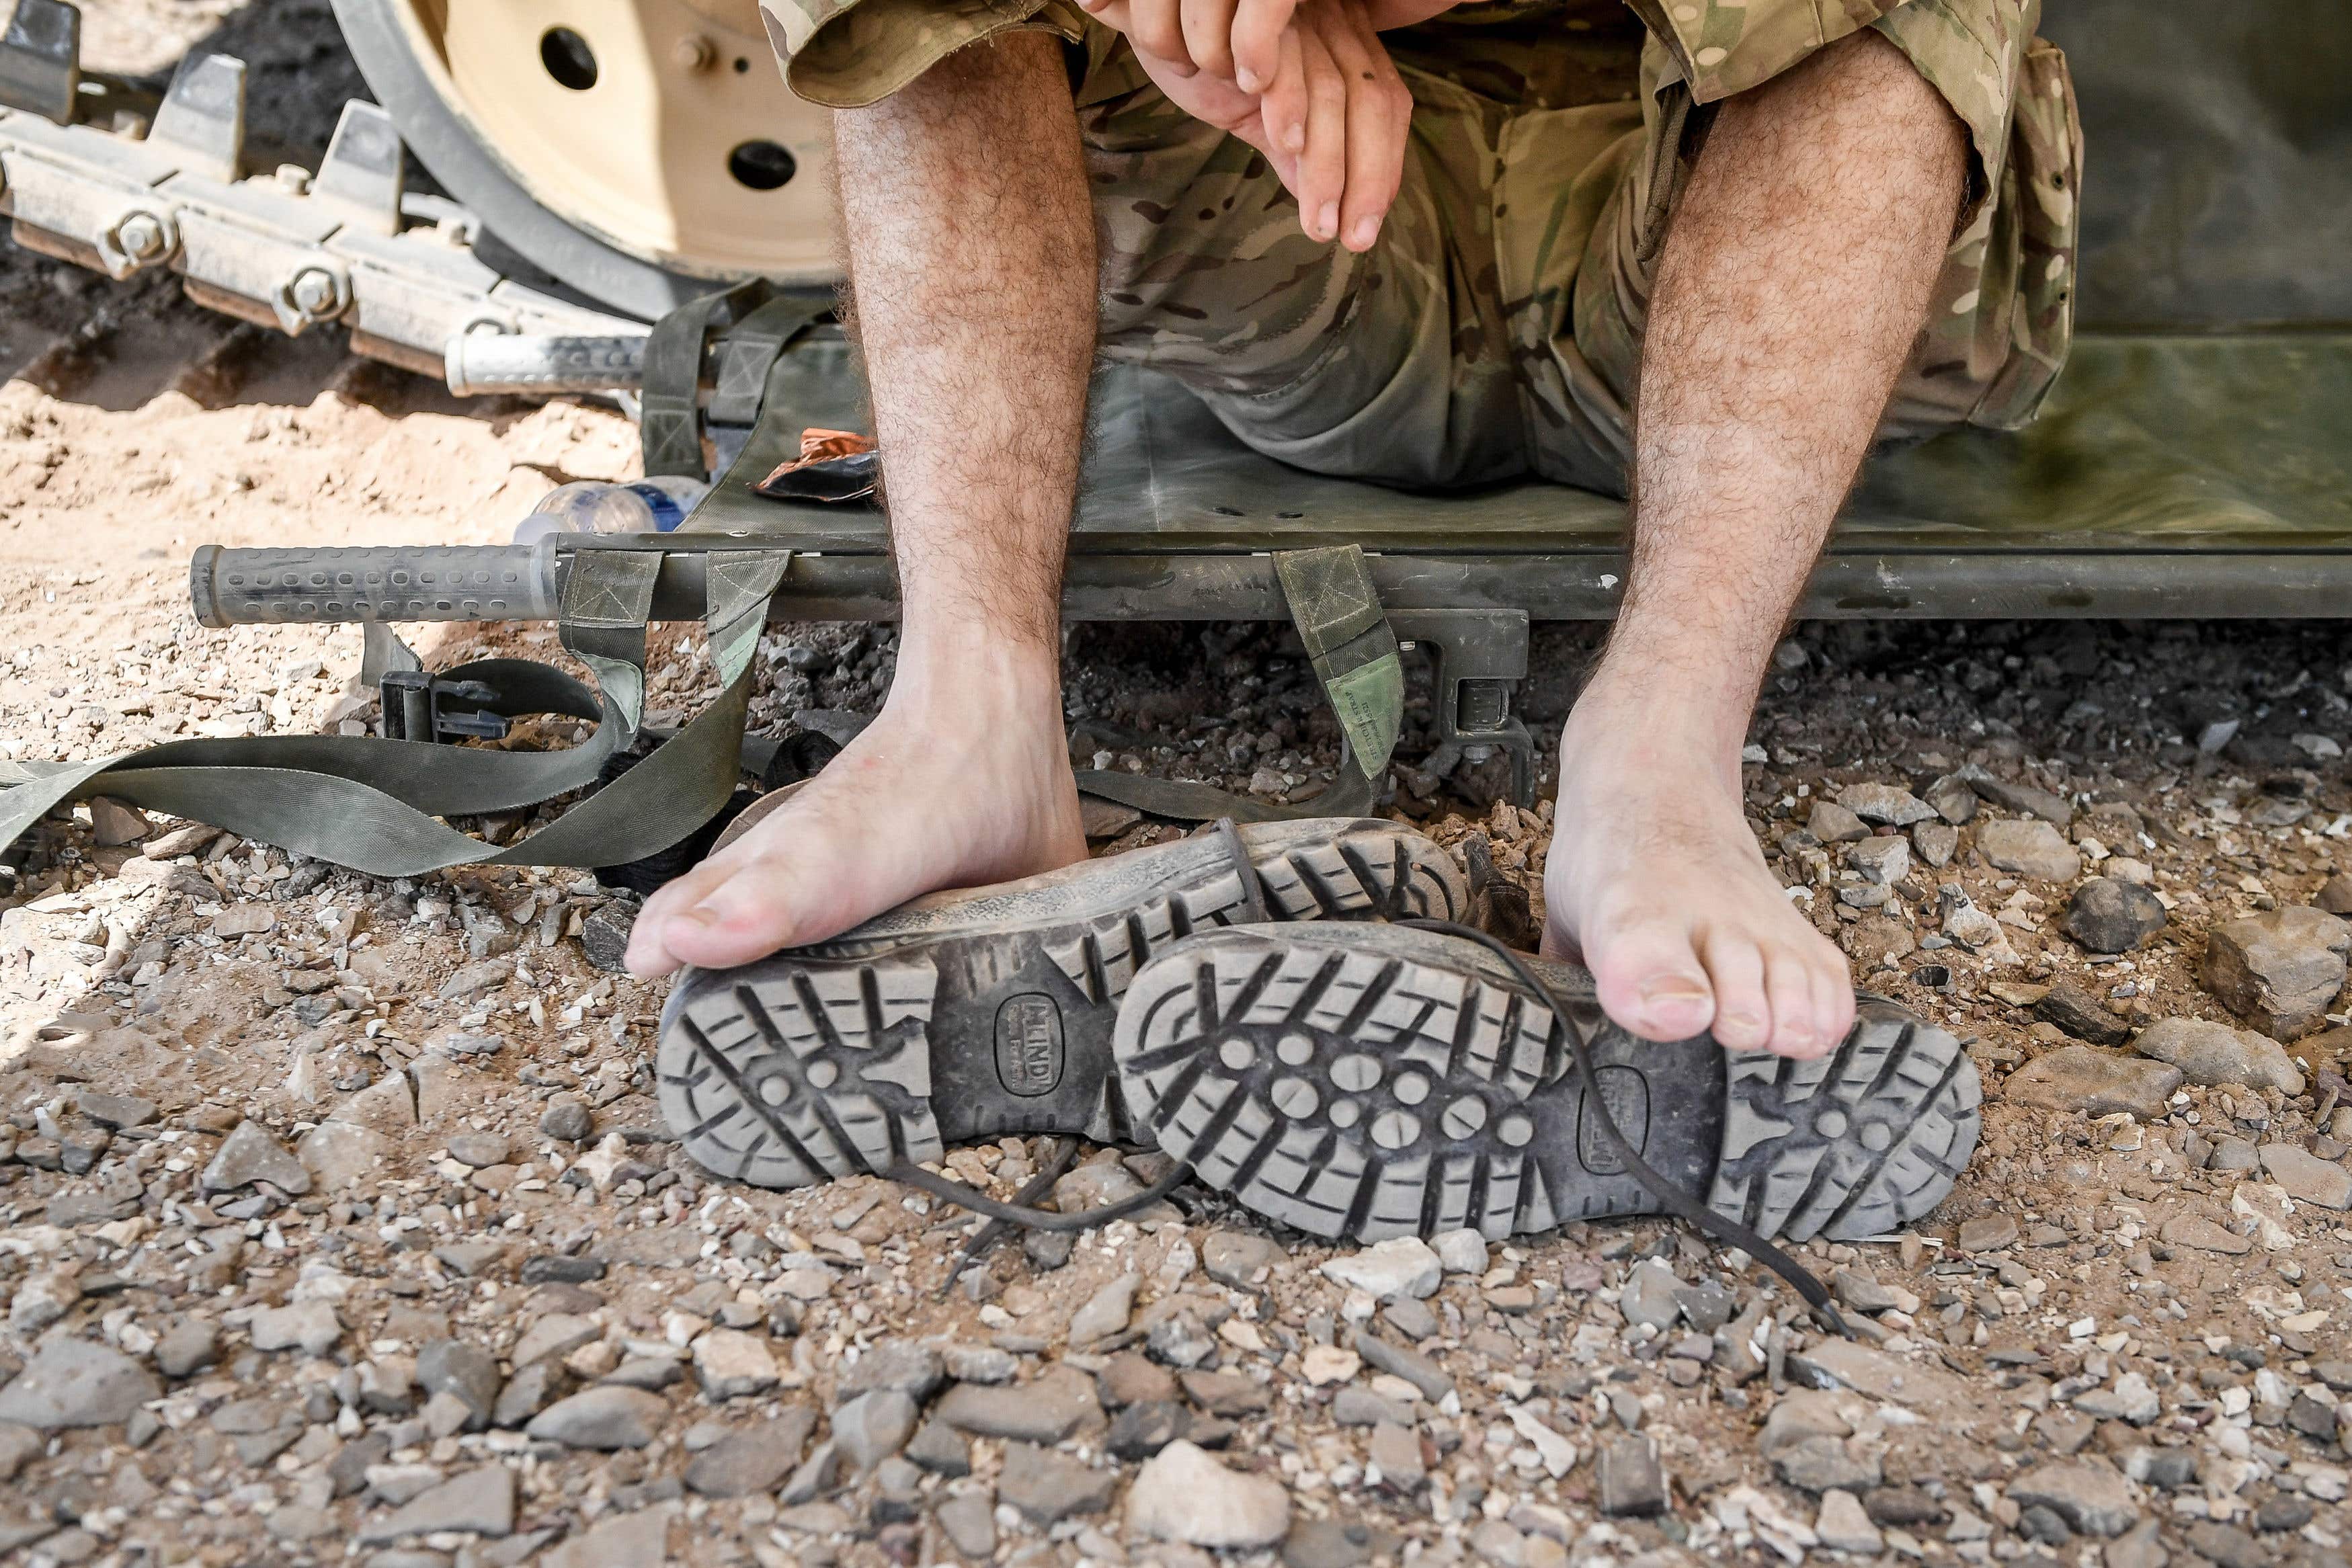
3, 6, 2352, 1568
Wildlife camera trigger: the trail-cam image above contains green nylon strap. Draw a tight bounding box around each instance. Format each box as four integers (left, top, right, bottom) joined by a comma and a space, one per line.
559, 549, 663, 744
1071, 544, 1398, 823
1273, 545, 1404, 780
708, 294, 832, 429
0, 554, 790, 877
641, 280, 766, 478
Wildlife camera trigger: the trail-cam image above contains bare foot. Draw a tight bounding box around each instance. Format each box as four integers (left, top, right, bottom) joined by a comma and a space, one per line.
1541, 674, 1853, 1059
624, 650, 1086, 978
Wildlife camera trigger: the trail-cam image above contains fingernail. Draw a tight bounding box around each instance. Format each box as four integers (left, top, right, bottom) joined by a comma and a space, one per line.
1235, 65, 1262, 92
1348, 214, 1381, 249
1317, 202, 1338, 240
1283, 122, 1305, 153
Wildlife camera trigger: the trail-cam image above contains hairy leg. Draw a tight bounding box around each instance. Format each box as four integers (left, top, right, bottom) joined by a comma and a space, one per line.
628, 34, 1094, 978
1543, 32, 1966, 1057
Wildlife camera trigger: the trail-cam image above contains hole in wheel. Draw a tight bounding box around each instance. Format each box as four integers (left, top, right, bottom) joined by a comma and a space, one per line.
727, 140, 799, 191
540, 28, 598, 91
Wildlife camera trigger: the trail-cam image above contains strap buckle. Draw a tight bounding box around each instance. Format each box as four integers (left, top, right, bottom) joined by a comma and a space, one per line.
378, 669, 510, 744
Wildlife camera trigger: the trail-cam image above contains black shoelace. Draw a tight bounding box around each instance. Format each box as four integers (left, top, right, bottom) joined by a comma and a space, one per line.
1399, 915, 1850, 1339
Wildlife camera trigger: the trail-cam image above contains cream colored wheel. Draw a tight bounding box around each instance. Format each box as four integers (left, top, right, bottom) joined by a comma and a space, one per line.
333, 0, 836, 321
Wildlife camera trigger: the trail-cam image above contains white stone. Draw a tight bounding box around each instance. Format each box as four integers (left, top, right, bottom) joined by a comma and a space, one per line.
1320, 1237, 1443, 1302
1126, 1440, 1290, 1549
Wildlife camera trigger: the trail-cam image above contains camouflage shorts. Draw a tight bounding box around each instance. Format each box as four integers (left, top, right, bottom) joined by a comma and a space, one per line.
765, 0, 2081, 491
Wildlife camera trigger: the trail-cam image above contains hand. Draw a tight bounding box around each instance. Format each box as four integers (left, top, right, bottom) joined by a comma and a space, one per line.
1078, 0, 1458, 91
1083, 0, 1427, 251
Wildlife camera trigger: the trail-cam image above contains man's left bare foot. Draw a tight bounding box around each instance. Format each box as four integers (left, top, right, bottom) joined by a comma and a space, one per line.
1541, 672, 1853, 1059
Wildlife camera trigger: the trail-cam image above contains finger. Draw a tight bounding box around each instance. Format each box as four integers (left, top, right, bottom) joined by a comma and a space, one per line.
1258, 24, 1309, 175
1296, 24, 1347, 243
1180, 0, 1240, 81
1328, 5, 1409, 251
1128, 0, 1196, 74
1229, 0, 1297, 92
1078, 0, 1129, 26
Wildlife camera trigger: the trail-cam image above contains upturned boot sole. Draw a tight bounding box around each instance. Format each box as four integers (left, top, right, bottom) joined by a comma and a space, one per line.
1112, 925, 1979, 1243
658, 819, 1466, 1188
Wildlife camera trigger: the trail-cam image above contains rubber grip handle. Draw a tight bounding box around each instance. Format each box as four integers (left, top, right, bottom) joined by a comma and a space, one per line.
444, 333, 647, 395
190, 540, 563, 627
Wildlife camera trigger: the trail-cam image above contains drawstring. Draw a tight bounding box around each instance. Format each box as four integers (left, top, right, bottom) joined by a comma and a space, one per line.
1399, 917, 1852, 1339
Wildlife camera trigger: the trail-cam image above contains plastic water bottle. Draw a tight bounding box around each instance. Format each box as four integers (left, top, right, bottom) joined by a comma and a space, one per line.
511, 476, 709, 545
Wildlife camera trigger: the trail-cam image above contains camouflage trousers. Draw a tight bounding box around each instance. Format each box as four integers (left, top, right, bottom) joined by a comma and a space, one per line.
1065, 0, 2081, 491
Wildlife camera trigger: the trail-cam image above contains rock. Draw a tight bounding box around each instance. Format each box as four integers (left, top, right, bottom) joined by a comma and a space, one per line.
1808, 802, 1871, 843
143, 821, 221, 858
296, 1120, 386, 1190
212, 902, 277, 937
1203, 1231, 1285, 1288
332, 1073, 416, 1132
692, 1329, 779, 1401
2183, 1522, 2263, 1568
1107, 1400, 1191, 1461
1368, 1421, 1426, 1491
511, 1313, 600, 1369
356, 1465, 516, 1543
1976, 819, 2082, 882
540, 1502, 675, 1568
1814, 1491, 1883, 1555
1301, 1345, 1361, 1385
2072, 1372, 2161, 1424
438, 958, 512, 1001
538, 1095, 593, 1142
0, 1338, 159, 1428
2002, 1045, 2182, 1119
1284, 1518, 1385, 1568
1620, 1259, 1684, 1331
0, 1425, 40, 1484
940, 1344, 1016, 1387
2258, 1144, 2352, 1209
837, 1341, 945, 1404
2034, 982, 2132, 1046
1128, 1440, 1290, 1549
73, 1091, 156, 1129
2064, 878, 2167, 953
526, 1387, 669, 1450
996, 1441, 1114, 1524
153, 1319, 217, 1380
1431, 1228, 1488, 1275
2007, 1460, 2140, 1536
9, 1269, 79, 1333
1147, 1310, 1217, 1368
1773, 1434, 1880, 1494
2203, 906, 2351, 1040
1791, 1341, 1967, 1407
1912, 821, 1959, 868
2133, 1016, 2305, 1093
577, 901, 639, 975
199, 1120, 311, 1196
2319, 872, 2352, 916
1965, 771, 2074, 825
1836, 784, 1935, 827
1322, 1237, 1443, 1302
2158, 1214, 2252, 1255
250, 1303, 343, 1356
1846, 837, 1911, 886
935, 1366, 1099, 1442
936, 1493, 998, 1559
905, 1419, 971, 1476
445, 1132, 509, 1167
1069, 1274, 1141, 1346
491, 1360, 569, 1428
832, 1390, 918, 1472
1353, 1333, 1453, 1403
1957, 1214, 2020, 1252
415, 1341, 500, 1431
1597, 1437, 1666, 1517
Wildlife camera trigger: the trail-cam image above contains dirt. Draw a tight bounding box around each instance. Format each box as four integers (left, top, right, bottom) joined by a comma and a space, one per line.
1, 5, 2351, 1568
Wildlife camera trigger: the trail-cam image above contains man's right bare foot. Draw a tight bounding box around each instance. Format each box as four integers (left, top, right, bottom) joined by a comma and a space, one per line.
624, 647, 1086, 979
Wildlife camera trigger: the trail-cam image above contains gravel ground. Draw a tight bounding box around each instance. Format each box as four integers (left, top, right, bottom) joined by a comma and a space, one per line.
4, 7, 2352, 1568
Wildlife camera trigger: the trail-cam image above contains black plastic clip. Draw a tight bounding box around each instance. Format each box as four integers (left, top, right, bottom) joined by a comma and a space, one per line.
378, 669, 510, 744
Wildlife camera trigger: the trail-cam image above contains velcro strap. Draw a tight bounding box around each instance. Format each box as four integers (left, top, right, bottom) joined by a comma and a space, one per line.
1274, 545, 1403, 781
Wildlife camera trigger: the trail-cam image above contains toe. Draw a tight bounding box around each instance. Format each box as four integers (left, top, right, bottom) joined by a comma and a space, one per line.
1762, 946, 1824, 1059
625, 858, 738, 977
654, 851, 833, 971
1589, 914, 1716, 1042
1697, 929, 1771, 1053
1809, 950, 1857, 1057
